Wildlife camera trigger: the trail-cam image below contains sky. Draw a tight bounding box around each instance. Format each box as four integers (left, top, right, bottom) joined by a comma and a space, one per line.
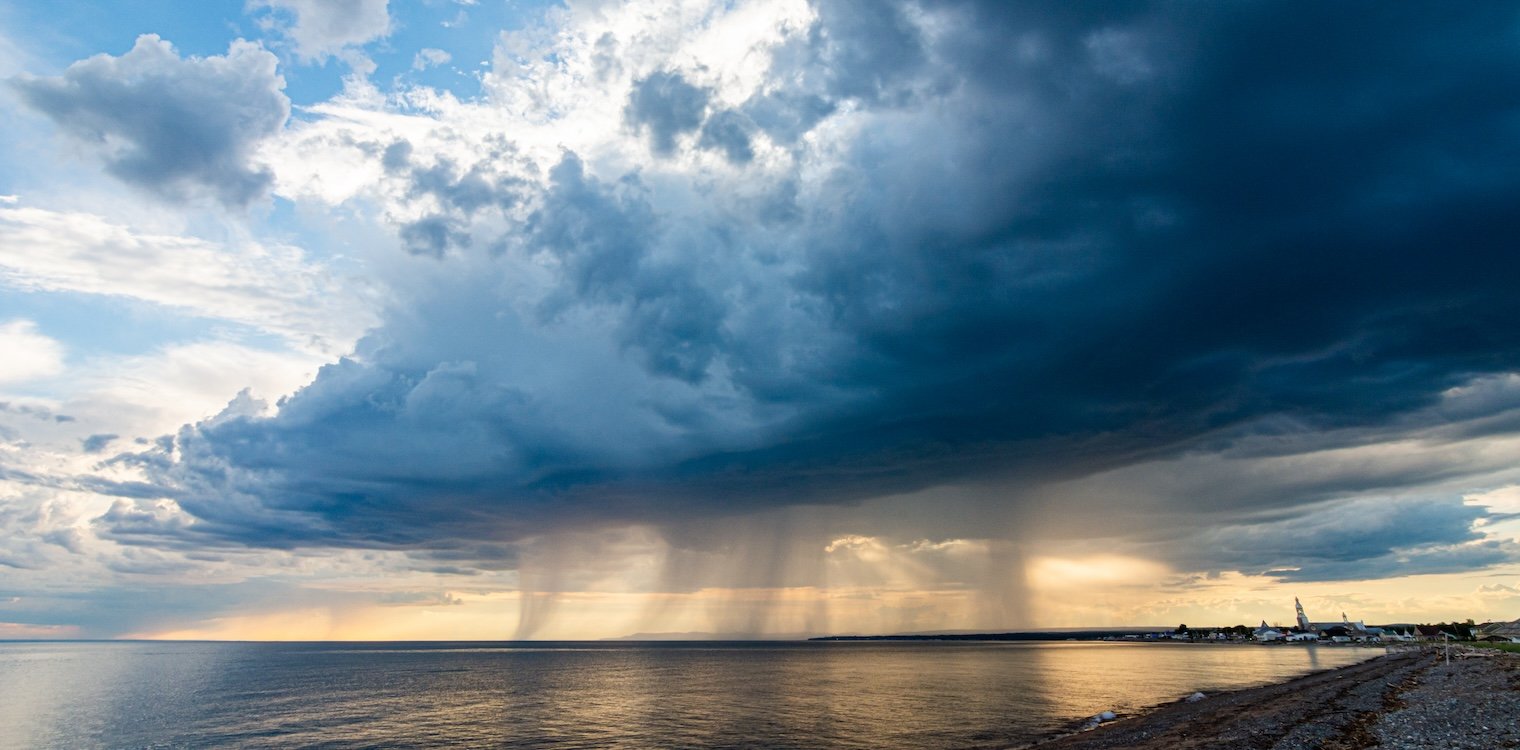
2, 0, 1520, 641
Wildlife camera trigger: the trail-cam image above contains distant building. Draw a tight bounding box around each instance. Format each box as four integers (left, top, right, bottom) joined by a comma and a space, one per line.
1253, 621, 1285, 642
1291, 597, 1383, 641
1476, 619, 1520, 643
1414, 625, 1457, 642
1295, 598, 1312, 632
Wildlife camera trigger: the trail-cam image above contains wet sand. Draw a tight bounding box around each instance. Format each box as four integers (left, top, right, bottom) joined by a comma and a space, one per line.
1024, 647, 1520, 750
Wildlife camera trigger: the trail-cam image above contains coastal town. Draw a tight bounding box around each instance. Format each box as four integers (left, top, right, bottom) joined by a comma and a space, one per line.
1103, 597, 1520, 646
1034, 599, 1520, 749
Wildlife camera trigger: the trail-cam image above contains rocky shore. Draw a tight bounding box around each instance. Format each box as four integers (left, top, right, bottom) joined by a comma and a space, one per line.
1025, 647, 1520, 749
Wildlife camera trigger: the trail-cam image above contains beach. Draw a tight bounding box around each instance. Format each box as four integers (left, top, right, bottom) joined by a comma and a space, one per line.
1027, 647, 1520, 749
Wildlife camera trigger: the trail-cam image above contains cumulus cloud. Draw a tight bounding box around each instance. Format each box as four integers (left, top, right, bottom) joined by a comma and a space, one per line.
625, 71, 710, 155
398, 215, 468, 257
93, 1, 1520, 587
11, 35, 289, 207
252, 0, 391, 63
413, 48, 451, 71
0, 320, 64, 386
698, 109, 756, 164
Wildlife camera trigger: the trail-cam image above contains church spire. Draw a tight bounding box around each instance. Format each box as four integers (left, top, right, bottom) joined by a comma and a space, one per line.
1295, 597, 1311, 631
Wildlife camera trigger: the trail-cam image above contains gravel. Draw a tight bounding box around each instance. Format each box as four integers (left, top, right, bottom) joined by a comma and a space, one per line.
1368, 649, 1520, 750
1022, 647, 1520, 750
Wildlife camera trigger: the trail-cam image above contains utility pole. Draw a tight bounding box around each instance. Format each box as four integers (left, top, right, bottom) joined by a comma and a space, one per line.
1443, 632, 1450, 666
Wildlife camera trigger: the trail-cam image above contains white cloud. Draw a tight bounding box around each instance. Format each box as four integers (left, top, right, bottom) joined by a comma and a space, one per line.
253, 0, 391, 63
73, 340, 322, 434
1467, 485, 1520, 514
262, 0, 816, 213
413, 48, 451, 71
0, 320, 64, 385
0, 340, 324, 508
0, 205, 374, 356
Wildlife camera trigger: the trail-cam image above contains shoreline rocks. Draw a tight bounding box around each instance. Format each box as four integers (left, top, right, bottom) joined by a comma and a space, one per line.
1025, 647, 1520, 749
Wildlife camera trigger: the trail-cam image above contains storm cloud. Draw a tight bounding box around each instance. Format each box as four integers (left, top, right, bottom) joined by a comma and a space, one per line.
99, 1, 1520, 583
625, 71, 711, 156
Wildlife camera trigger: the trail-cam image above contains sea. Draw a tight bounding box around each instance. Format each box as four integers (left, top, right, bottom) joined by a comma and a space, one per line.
0, 640, 1380, 749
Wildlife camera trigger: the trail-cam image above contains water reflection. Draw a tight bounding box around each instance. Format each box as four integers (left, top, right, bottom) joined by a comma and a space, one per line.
0, 641, 1378, 749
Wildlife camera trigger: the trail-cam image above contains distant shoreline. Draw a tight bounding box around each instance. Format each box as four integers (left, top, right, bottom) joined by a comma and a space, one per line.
810, 629, 1166, 642
807, 630, 1376, 644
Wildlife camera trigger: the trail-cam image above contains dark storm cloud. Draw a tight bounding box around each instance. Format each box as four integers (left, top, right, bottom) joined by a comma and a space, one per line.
624, 71, 711, 155
530, 154, 727, 381
1156, 497, 1518, 582
807, 0, 927, 102
740, 91, 835, 146
11, 35, 289, 207
382, 141, 528, 255
698, 109, 756, 164
102, 2, 1520, 577
405, 155, 525, 215
399, 215, 469, 257
1274, 541, 1520, 584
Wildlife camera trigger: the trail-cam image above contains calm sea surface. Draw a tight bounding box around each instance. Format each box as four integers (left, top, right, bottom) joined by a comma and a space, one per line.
0, 640, 1379, 749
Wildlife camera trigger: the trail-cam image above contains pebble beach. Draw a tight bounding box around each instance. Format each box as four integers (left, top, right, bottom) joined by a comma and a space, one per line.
1026, 647, 1520, 750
